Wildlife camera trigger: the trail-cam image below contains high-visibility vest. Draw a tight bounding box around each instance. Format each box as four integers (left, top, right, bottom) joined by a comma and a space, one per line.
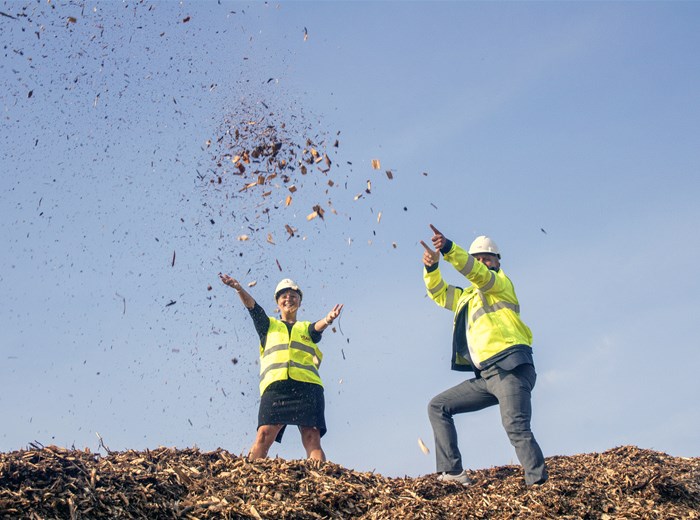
424, 242, 533, 369
259, 318, 323, 395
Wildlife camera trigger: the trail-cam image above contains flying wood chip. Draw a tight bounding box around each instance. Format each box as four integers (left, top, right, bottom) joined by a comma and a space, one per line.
266, 234, 275, 245
285, 195, 292, 206
284, 225, 296, 238
371, 159, 381, 170
377, 212, 382, 224
385, 170, 394, 180
247, 281, 257, 287
237, 235, 249, 241
306, 211, 318, 221
275, 259, 283, 271
288, 185, 297, 193
418, 437, 430, 455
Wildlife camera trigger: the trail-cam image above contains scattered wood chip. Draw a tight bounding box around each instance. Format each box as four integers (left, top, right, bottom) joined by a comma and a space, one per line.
247, 281, 257, 287
0, 446, 695, 518
237, 235, 249, 241
418, 438, 430, 455
312, 204, 325, 220
371, 159, 381, 170
385, 170, 393, 180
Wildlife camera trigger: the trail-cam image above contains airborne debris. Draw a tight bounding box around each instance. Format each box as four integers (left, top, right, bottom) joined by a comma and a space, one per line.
371, 159, 381, 170
417, 437, 430, 455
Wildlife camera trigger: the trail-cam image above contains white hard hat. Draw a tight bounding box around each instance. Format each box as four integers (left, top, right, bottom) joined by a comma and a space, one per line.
468, 236, 501, 258
274, 279, 303, 301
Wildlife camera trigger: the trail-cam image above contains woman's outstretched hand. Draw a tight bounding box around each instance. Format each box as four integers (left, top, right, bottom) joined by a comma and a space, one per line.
324, 304, 344, 326
220, 273, 241, 291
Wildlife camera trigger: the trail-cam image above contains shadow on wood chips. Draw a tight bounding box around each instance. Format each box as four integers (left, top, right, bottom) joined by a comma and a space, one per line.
1, 445, 698, 519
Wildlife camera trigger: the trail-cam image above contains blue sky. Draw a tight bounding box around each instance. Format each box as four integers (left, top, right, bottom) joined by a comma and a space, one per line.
2, 1, 699, 478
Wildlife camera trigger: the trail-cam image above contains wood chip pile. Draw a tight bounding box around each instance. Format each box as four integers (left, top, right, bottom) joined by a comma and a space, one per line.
1, 445, 698, 519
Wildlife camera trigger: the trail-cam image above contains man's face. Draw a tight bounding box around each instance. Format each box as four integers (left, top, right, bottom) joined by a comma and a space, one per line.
277, 289, 301, 312
473, 253, 500, 270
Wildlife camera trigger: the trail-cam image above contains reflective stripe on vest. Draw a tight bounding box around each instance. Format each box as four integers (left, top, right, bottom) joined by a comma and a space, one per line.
470, 290, 520, 326
428, 279, 446, 295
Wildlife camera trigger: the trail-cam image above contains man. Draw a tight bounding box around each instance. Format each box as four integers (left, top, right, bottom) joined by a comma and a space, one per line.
420, 224, 547, 486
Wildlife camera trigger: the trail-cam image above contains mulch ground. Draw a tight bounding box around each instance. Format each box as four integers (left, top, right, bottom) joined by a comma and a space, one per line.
1, 445, 698, 519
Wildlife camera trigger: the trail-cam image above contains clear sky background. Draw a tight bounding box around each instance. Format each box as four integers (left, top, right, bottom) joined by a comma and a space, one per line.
2, 1, 699, 478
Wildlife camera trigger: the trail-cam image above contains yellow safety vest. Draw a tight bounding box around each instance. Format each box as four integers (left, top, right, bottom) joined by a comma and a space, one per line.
424, 242, 533, 369
259, 318, 323, 395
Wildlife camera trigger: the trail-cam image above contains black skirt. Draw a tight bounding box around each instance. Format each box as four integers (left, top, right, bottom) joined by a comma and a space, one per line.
258, 379, 326, 443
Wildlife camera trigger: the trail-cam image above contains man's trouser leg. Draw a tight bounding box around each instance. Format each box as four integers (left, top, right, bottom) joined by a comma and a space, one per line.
487, 364, 548, 486
427, 378, 497, 473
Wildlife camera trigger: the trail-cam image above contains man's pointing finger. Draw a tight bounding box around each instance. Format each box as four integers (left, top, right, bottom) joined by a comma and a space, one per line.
429, 224, 442, 236
420, 240, 434, 252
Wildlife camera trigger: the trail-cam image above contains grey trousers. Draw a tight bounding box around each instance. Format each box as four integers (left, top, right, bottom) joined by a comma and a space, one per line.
427, 363, 547, 486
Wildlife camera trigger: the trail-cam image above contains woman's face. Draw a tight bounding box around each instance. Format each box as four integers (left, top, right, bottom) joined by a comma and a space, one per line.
276, 289, 301, 313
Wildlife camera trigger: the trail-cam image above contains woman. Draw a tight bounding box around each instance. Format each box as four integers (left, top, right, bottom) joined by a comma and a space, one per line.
220, 274, 343, 461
